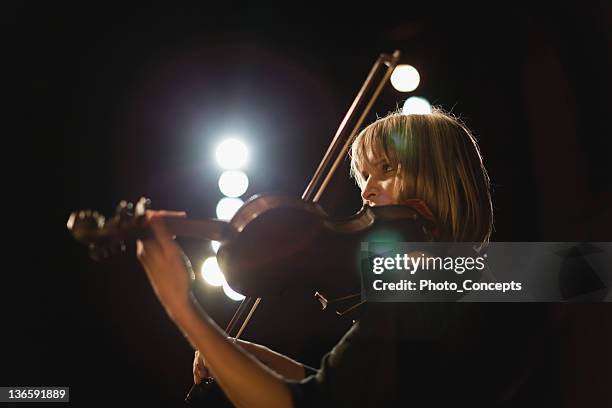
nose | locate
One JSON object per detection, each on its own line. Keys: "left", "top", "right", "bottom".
{"left": 361, "top": 177, "right": 378, "bottom": 205}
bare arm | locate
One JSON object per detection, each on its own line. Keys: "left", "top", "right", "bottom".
{"left": 194, "top": 340, "right": 307, "bottom": 384}
{"left": 231, "top": 340, "right": 307, "bottom": 381}
{"left": 171, "top": 299, "right": 294, "bottom": 408}
{"left": 136, "top": 210, "right": 294, "bottom": 408}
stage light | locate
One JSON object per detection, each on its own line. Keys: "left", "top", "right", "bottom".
{"left": 390, "top": 65, "right": 420, "bottom": 92}
{"left": 216, "top": 197, "right": 244, "bottom": 220}
{"left": 201, "top": 256, "right": 225, "bottom": 286}
{"left": 218, "top": 170, "right": 249, "bottom": 198}
{"left": 215, "top": 138, "right": 248, "bottom": 170}
{"left": 402, "top": 96, "right": 432, "bottom": 114}
{"left": 222, "top": 281, "right": 246, "bottom": 301}
{"left": 211, "top": 240, "right": 220, "bottom": 253}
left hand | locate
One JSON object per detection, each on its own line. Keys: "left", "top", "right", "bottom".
{"left": 136, "top": 209, "right": 192, "bottom": 312}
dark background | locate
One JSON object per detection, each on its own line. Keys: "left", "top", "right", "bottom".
{"left": 5, "top": 2, "right": 612, "bottom": 407}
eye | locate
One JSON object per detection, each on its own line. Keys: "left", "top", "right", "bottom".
{"left": 382, "top": 163, "right": 394, "bottom": 173}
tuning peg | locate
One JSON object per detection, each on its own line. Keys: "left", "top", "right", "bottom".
{"left": 135, "top": 197, "right": 151, "bottom": 216}
{"left": 113, "top": 198, "right": 150, "bottom": 223}
{"left": 115, "top": 200, "right": 133, "bottom": 214}
{"left": 67, "top": 210, "right": 106, "bottom": 243}
{"left": 115, "top": 200, "right": 135, "bottom": 223}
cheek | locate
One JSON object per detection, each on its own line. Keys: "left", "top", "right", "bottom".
{"left": 392, "top": 176, "right": 411, "bottom": 202}
{"left": 380, "top": 179, "right": 400, "bottom": 199}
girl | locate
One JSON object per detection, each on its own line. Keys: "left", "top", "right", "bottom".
{"left": 137, "top": 109, "right": 555, "bottom": 407}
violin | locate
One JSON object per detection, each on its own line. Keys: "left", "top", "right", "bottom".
{"left": 67, "top": 50, "right": 436, "bottom": 405}
{"left": 67, "top": 193, "right": 435, "bottom": 297}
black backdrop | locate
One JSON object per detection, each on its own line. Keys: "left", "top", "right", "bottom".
{"left": 5, "top": 2, "right": 611, "bottom": 406}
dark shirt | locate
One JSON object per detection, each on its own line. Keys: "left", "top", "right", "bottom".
{"left": 287, "top": 302, "right": 560, "bottom": 407}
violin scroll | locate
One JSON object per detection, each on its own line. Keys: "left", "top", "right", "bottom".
{"left": 67, "top": 197, "right": 151, "bottom": 261}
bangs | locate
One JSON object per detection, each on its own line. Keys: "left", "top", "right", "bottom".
{"left": 350, "top": 118, "right": 406, "bottom": 189}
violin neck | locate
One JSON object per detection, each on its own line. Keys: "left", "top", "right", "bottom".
{"left": 164, "top": 218, "right": 233, "bottom": 242}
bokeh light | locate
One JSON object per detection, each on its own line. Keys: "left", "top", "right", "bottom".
{"left": 215, "top": 139, "right": 248, "bottom": 170}
{"left": 218, "top": 170, "right": 249, "bottom": 197}
{"left": 222, "top": 281, "right": 246, "bottom": 301}
{"left": 211, "top": 240, "right": 221, "bottom": 253}
{"left": 390, "top": 65, "right": 420, "bottom": 92}
{"left": 201, "top": 256, "right": 226, "bottom": 286}
{"left": 402, "top": 96, "right": 432, "bottom": 114}
{"left": 216, "top": 197, "right": 244, "bottom": 220}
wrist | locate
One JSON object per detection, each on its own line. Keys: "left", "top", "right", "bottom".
{"left": 162, "top": 293, "right": 200, "bottom": 324}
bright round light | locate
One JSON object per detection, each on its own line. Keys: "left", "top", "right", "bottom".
{"left": 215, "top": 139, "right": 248, "bottom": 170}
{"left": 402, "top": 96, "right": 432, "bottom": 115}
{"left": 201, "top": 256, "right": 226, "bottom": 287}
{"left": 390, "top": 65, "right": 420, "bottom": 92}
{"left": 216, "top": 197, "right": 244, "bottom": 220}
{"left": 218, "top": 170, "right": 249, "bottom": 198}
{"left": 211, "top": 240, "right": 221, "bottom": 253}
{"left": 222, "top": 281, "right": 246, "bottom": 301}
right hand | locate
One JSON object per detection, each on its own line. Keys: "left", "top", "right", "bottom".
{"left": 193, "top": 340, "right": 248, "bottom": 384}
{"left": 193, "top": 349, "right": 210, "bottom": 384}
{"left": 193, "top": 340, "right": 249, "bottom": 383}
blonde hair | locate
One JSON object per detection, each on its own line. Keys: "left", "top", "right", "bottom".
{"left": 349, "top": 108, "right": 494, "bottom": 247}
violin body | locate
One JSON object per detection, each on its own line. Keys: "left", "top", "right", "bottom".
{"left": 217, "top": 193, "right": 436, "bottom": 298}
